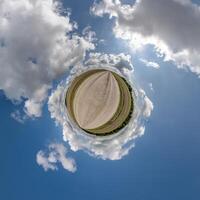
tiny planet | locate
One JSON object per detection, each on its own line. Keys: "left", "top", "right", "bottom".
{"left": 65, "top": 69, "right": 134, "bottom": 136}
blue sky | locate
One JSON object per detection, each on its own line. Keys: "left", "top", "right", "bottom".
{"left": 0, "top": 0, "right": 200, "bottom": 200}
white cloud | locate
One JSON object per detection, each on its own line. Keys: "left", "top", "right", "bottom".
{"left": 139, "top": 89, "right": 154, "bottom": 118}
{"left": 0, "top": 0, "right": 94, "bottom": 118}
{"left": 11, "top": 110, "right": 28, "bottom": 124}
{"left": 37, "top": 151, "right": 57, "bottom": 171}
{"left": 92, "top": 0, "right": 200, "bottom": 76}
{"left": 140, "top": 59, "right": 160, "bottom": 69}
{"left": 48, "top": 53, "right": 153, "bottom": 160}
{"left": 149, "top": 83, "right": 154, "bottom": 91}
{"left": 36, "top": 143, "right": 77, "bottom": 173}
{"left": 85, "top": 52, "right": 133, "bottom": 71}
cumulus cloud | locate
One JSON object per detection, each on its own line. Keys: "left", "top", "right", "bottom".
{"left": 48, "top": 53, "right": 153, "bottom": 160}
{"left": 36, "top": 143, "right": 77, "bottom": 172}
{"left": 92, "top": 0, "right": 200, "bottom": 76}
{"left": 140, "top": 59, "right": 160, "bottom": 69}
{"left": 0, "top": 0, "right": 94, "bottom": 118}
{"left": 85, "top": 52, "right": 133, "bottom": 70}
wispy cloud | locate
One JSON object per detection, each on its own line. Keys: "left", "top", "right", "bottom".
{"left": 149, "top": 83, "right": 154, "bottom": 92}
{"left": 10, "top": 110, "right": 28, "bottom": 124}
{"left": 140, "top": 59, "right": 160, "bottom": 69}
{"left": 36, "top": 143, "right": 77, "bottom": 173}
